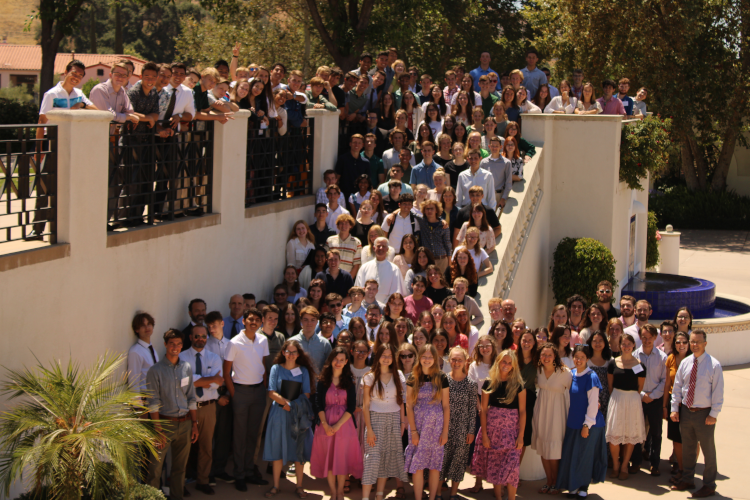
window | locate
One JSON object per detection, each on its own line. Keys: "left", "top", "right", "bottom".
{"left": 97, "top": 69, "right": 104, "bottom": 76}
{"left": 10, "top": 75, "right": 37, "bottom": 92}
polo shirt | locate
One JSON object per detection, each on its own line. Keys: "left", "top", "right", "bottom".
{"left": 469, "top": 66, "right": 502, "bottom": 91}
{"left": 479, "top": 93, "right": 499, "bottom": 119}
{"left": 39, "top": 81, "right": 93, "bottom": 116}
{"left": 290, "top": 331, "right": 333, "bottom": 373}
{"left": 314, "top": 268, "right": 354, "bottom": 298}
{"left": 325, "top": 234, "right": 362, "bottom": 272}
{"left": 410, "top": 160, "right": 439, "bottom": 188}
{"left": 617, "top": 94, "right": 635, "bottom": 116}
{"left": 520, "top": 67, "right": 548, "bottom": 100}
{"left": 597, "top": 96, "right": 626, "bottom": 116}
{"left": 224, "top": 330, "right": 269, "bottom": 385}
{"left": 361, "top": 152, "right": 385, "bottom": 186}
{"left": 309, "top": 222, "right": 337, "bottom": 248}
{"left": 348, "top": 88, "right": 369, "bottom": 114}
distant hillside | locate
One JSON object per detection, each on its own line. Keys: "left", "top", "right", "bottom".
{"left": 1, "top": 0, "right": 39, "bottom": 45}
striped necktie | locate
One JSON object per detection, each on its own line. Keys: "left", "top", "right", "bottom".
{"left": 685, "top": 357, "right": 698, "bottom": 407}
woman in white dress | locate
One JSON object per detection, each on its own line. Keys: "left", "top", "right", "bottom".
{"left": 286, "top": 220, "right": 316, "bottom": 270}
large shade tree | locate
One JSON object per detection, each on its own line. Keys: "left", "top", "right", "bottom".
{"left": 526, "top": 0, "right": 750, "bottom": 191}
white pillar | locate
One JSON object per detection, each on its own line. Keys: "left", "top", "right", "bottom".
{"left": 307, "top": 109, "right": 339, "bottom": 194}
{"left": 520, "top": 448, "right": 546, "bottom": 481}
{"left": 212, "top": 110, "right": 250, "bottom": 217}
{"left": 659, "top": 224, "right": 681, "bottom": 275}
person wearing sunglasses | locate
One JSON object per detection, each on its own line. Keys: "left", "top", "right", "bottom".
{"left": 596, "top": 280, "right": 620, "bottom": 320}
{"left": 663, "top": 331, "right": 690, "bottom": 479}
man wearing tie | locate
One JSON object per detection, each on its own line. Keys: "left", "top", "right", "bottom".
{"left": 223, "top": 294, "right": 246, "bottom": 339}
{"left": 127, "top": 311, "right": 159, "bottom": 395}
{"left": 182, "top": 298, "right": 206, "bottom": 351}
{"left": 180, "top": 325, "right": 225, "bottom": 495}
{"left": 670, "top": 329, "right": 724, "bottom": 498}
{"left": 365, "top": 304, "right": 382, "bottom": 342}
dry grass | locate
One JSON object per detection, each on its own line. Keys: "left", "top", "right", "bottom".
{"left": 0, "top": 0, "right": 40, "bottom": 45}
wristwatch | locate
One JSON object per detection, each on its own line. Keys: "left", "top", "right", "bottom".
{"left": 582, "top": 424, "right": 589, "bottom": 430}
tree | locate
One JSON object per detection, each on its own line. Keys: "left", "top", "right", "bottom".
{"left": 525, "top": 0, "right": 750, "bottom": 191}
{"left": 0, "top": 353, "right": 158, "bottom": 500}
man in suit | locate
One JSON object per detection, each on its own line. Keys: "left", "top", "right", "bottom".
{"left": 364, "top": 111, "right": 389, "bottom": 157}
{"left": 182, "top": 298, "right": 206, "bottom": 351}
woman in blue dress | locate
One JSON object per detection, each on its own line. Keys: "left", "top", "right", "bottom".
{"left": 555, "top": 344, "right": 607, "bottom": 498}
{"left": 263, "top": 339, "right": 317, "bottom": 498}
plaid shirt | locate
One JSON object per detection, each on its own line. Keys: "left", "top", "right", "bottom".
{"left": 127, "top": 81, "right": 160, "bottom": 135}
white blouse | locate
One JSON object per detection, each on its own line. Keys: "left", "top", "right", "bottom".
{"left": 576, "top": 101, "right": 603, "bottom": 114}
{"left": 468, "top": 361, "right": 491, "bottom": 396}
{"left": 456, "top": 222, "right": 496, "bottom": 253}
{"left": 363, "top": 370, "right": 406, "bottom": 413}
{"left": 519, "top": 101, "right": 542, "bottom": 114}
{"left": 544, "top": 96, "right": 578, "bottom": 114}
{"left": 286, "top": 238, "right": 315, "bottom": 269}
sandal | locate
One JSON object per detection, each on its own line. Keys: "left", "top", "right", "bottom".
{"left": 538, "top": 485, "right": 550, "bottom": 494}
{"left": 395, "top": 487, "right": 406, "bottom": 499}
{"left": 264, "top": 487, "right": 279, "bottom": 498}
{"left": 468, "top": 484, "right": 484, "bottom": 494}
{"left": 548, "top": 488, "right": 562, "bottom": 495}
{"left": 343, "top": 479, "right": 351, "bottom": 493}
{"left": 295, "top": 488, "right": 308, "bottom": 499}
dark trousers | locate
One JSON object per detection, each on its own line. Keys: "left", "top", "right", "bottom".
{"left": 211, "top": 397, "right": 233, "bottom": 476}
{"left": 632, "top": 396, "right": 663, "bottom": 468}
{"left": 680, "top": 405, "right": 717, "bottom": 490}
{"left": 232, "top": 384, "right": 266, "bottom": 480}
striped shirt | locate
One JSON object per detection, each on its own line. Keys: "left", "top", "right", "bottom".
{"left": 325, "top": 234, "right": 362, "bottom": 272}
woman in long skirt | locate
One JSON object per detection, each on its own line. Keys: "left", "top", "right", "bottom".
{"left": 362, "top": 343, "right": 409, "bottom": 500}
{"left": 404, "top": 343, "right": 451, "bottom": 500}
{"left": 555, "top": 345, "right": 608, "bottom": 497}
{"left": 472, "top": 349, "right": 526, "bottom": 500}
{"left": 441, "top": 346, "right": 477, "bottom": 500}
{"left": 467, "top": 335, "right": 497, "bottom": 493}
{"left": 532, "top": 342, "right": 572, "bottom": 494}
{"left": 310, "top": 347, "right": 364, "bottom": 500}
{"left": 606, "top": 333, "right": 646, "bottom": 480}
{"left": 517, "top": 330, "right": 538, "bottom": 463}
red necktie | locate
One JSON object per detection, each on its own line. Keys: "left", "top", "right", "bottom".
{"left": 685, "top": 357, "right": 698, "bottom": 407}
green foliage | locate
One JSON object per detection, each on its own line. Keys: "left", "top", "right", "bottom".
{"left": 552, "top": 237, "right": 618, "bottom": 306}
{"left": 0, "top": 99, "right": 39, "bottom": 126}
{"left": 14, "top": 483, "right": 165, "bottom": 500}
{"left": 0, "top": 86, "right": 35, "bottom": 104}
{"left": 649, "top": 185, "right": 750, "bottom": 230}
{"left": 0, "top": 353, "right": 159, "bottom": 500}
{"left": 619, "top": 116, "right": 678, "bottom": 190}
{"left": 81, "top": 78, "right": 99, "bottom": 99}
{"left": 646, "top": 211, "right": 660, "bottom": 270}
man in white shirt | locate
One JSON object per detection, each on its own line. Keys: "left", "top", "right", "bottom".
{"left": 180, "top": 326, "right": 225, "bottom": 495}
{"left": 325, "top": 184, "right": 350, "bottom": 233}
{"left": 381, "top": 193, "right": 417, "bottom": 249}
{"left": 127, "top": 311, "right": 159, "bottom": 394}
{"left": 624, "top": 299, "right": 663, "bottom": 349}
{"left": 354, "top": 237, "right": 406, "bottom": 302}
{"left": 456, "top": 149, "right": 496, "bottom": 208}
{"left": 520, "top": 49, "right": 548, "bottom": 100}
{"left": 159, "top": 62, "right": 196, "bottom": 127}
{"left": 223, "top": 308, "right": 270, "bottom": 491}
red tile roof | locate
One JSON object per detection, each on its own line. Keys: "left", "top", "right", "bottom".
{"left": 0, "top": 44, "right": 147, "bottom": 75}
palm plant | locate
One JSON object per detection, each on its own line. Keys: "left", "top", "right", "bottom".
{"left": 0, "top": 352, "right": 159, "bottom": 500}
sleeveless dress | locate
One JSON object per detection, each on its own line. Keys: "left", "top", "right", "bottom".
{"left": 531, "top": 367, "right": 572, "bottom": 460}
{"left": 310, "top": 384, "right": 364, "bottom": 478}
{"left": 440, "top": 374, "right": 477, "bottom": 482}
{"left": 404, "top": 373, "right": 449, "bottom": 472}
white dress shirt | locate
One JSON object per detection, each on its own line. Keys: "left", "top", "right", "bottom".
{"left": 225, "top": 331, "right": 269, "bottom": 385}
{"left": 634, "top": 346, "right": 667, "bottom": 399}
{"left": 381, "top": 211, "right": 415, "bottom": 249}
{"left": 179, "top": 347, "right": 223, "bottom": 402}
{"left": 670, "top": 352, "right": 724, "bottom": 418}
{"left": 456, "top": 167, "right": 496, "bottom": 209}
{"left": 127, "top": 339, "right": 159, "bottom": 393}
{"left": 158, "top": 83, "right": 196, "bottom": 121}
{"left": 326, "top": 204, "right": 350, "bottom": 233}
{"left": 355, "top": 259, "right": 406, "bottom": 303}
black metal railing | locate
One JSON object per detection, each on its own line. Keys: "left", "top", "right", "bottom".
{"left": 108, "top": 121, "right": 214, "bottom": 228}
{"left": 245, "top": 118, "right": 314, "bottom": 206}
{"left": 0, "top": 124, "right": 57, "bottom": 245}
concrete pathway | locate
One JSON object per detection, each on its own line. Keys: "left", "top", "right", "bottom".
{"left": 192, "top": 230, "right": 748, "bottom": 500}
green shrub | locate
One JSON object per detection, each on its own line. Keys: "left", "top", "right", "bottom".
{"left": 649, "top": 185, "right": 750, "bottom": 230}
{"left": 82, "top": 78, "right": 100, "bottom": 98}
{"left": 0, "top": 85, "right": 34, "bottom": 103}
{"left": 0, "top": 97, "right": 39, "bottom": 126}
{"left": 552, "top": 237, "right": 618, "bottom": 305}
{"left": 620, "top": 116, "right": 678, "bottom": 190}
{"left": 14, "top": 482, "right": 165, "bottom": 500}
{"left": 646, "top": 211, "right": 660, "bottom": 269}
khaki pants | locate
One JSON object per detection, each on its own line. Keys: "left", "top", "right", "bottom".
{"left": 495, "top": 192, "right": 504, "bottom": 212}
{"left": 435, "top": 256, "right": 449, "bottom": 275}
{"left": 146, "top": 418, "right": 192, "bottom": 500}
{"left": 195, "top": 402, "right": 217, "bottom": 485}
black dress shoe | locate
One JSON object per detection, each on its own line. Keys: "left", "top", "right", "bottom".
{"left": 247, "top": 476, "right": 269, "bottom": 485}
{"left": 214, "top": 472, "right": 234, "bottom": 483}
{"left": 195, "top": 484, "right": 215, "bottom": 495}
{"left": 691, "top": 486, "right": 716, "bottom": 498}
{"left": 208, "top": 476, "right": 216, "bottom": 486}
{"left": 235, "top": 479, "right": 247, "bottom": 492}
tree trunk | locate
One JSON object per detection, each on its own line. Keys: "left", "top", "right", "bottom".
{"left": 40, "top": 18, "right": 57, "bottom": 96}
{"left": 687, "top": 136, "right": 708, "bottom": 190}
{"left": 303, "top": 11, "right": 311, "bottom": 79}
{"left": 90, "top": 9, "right": 97, "bottom": 54}
{"left": 711, "top": 126, "right": 738, "bottom": 191}
{"left": 115, "top": 3, "right": 123, "bottom": 54}
{"left": 680, "top": 136, "right": 701, "bottom": 192}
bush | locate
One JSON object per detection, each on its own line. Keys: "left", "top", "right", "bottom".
{"left": 0, "top": 85, "right": 34, "bottom": 103}
{"left": 552, "top": 237, "right": 618, "bottom": 305}
{"left": 82, "top": 78, "right": 100, "bottom": 98}
{"left": 0, "top": 97, "right": 39, "bottom": 126}
{"left": 649, "top": 185, "right": 750, "bottom": 230}
{"left": 15, "top": 482, "right": 165, "bottom": 500}
{"left": 646, "top": 211, "right": 660, "bottom": 269}
{"left": 620, "top": 116, "right": 678, "bottom": 190}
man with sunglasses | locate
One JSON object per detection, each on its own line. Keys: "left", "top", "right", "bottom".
{"left": 596, "top": 280, "right": 619, "bottom": 320}
{"left": 180, "top": 325, "right": 224, "bottom": 495}
{"left": 272, "top": 285, "right": 291, "bottom": 311}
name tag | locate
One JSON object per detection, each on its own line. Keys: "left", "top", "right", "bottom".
{"left": 181, "top": 377, "right": 189, "bottom": 387}
{"left": 291, "top": 367, "right": 303, "bottom": 377}
{"left": 632, "top": 364, "right": 644, "bottom": 374}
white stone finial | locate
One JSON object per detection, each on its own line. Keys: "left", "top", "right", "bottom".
{"left": 666, "top": 224, "right": 673, "bottom": 232}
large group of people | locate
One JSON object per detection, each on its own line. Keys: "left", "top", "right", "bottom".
{"left": 80, "top": 44, "right": 721, "bottom": 500}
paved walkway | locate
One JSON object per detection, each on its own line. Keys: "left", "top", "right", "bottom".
{"left": 191, "top": 230, "right": 748, "bottom": 500}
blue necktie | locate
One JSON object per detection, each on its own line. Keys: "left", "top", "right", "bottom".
{"left": 195, "top": 353, "right": 204, "bottom": 398}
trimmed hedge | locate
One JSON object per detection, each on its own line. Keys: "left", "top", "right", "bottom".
{"left": 646, "top": 211, "right": 660, "bottom": 269}
{"left": 649, "top": 185, "right": 750, "bottom": 230}
{"left": 552, "top": 237, "right": 618, "bottom": 306}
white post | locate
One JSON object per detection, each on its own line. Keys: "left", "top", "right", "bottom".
{"left": 212, "top": 110, "right": 250, "bottom": 217}
{"left": 307, "top": 109, "right": 339, "bottom": 194}
{"left": 659, "top": 224, "right": 681, "bottom": 275}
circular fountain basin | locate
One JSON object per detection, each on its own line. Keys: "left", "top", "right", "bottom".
{"left": 622, "top": 272, "right": 716, "bottom": 319}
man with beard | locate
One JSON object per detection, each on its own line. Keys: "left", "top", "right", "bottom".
{"left": 619, "top": 295, "right": 637, "bottom": 328}
{"left": 596, "top": 281, "right": 619, "bottom": 320}
{"left": 566, "top": 294, "right": 588, "bottom": 333}
{"left": 180, "top": 325, "right": 224, "bottom": 495}
{"left": 183, "top": 298, "right": 207, "bottom": 351}
{"left": 624, "top": 299, "right": 663, "bottom": 349}
{"left": 365, "top": 304, "right": 383, "bottom": 342}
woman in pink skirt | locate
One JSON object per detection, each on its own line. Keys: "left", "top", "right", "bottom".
{"left": 311, "top": 347, "right": 364, "bottom": 500}
{"left": 472, "top": 349, "right": 526, "bottom": 500}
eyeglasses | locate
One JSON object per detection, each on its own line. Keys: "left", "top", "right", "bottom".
{"left": 112, "top": 71, "right": 129, "bottom": 78}
{"left": 354, "top": 350, "right": 369, "bottom": 355}
{"left": 689, "top": 340, "right": 705, "bottom": 345}
{"left": 329, "top": 303, "right": 342, "bottom": 308}
{"left": 284, "top": 350, "right": 299, "bottom": 355}
{"left": 400, "top": 353, "right": 415, "bottom": 359}
{"left": 193, "top": 335, "right": 208, "bottom": 339}
{"left": 275, "top": 292, "right": 287, "bottom": 296}
{"left": 675, "top": 341, "right": 688, "bottom": 345}
{"left": 478, "top": 344, "right": 493, "bottom": 350}
{"left": 598, "top": 289, "right": 611, "bottom": 293}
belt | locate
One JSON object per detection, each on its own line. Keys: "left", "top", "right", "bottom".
{"left": 197, "top": 399, "right": 217, "bottom": 408}
{"left": 158, "top": 414, "right": 190, "bottom": 422}
{"left": 682, "top": 404, "right": 710, "bottom": 412}
{"left": 234, "top": 382, "right": 264, "bottom": 387}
